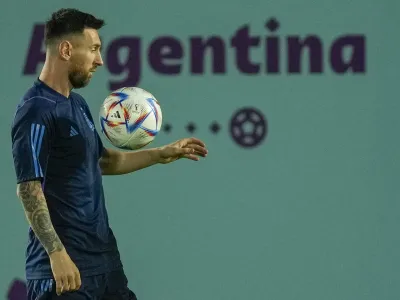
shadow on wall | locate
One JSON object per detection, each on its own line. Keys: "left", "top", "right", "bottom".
{"left": 7, "top": 279, "right": 27, "bottom": 300}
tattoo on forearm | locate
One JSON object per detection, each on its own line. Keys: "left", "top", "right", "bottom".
{"left": 17, "top": 181, "right": 64, "bottom": 254}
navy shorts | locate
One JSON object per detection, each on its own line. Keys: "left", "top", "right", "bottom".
{"left": 27, "top": 269, "right": 137, "bottom": 300}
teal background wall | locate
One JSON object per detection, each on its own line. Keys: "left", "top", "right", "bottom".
{"left": 1, "top": 0, "right": 400, "bottom": 299}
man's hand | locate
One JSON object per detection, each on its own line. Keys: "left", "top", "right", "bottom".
{"left": 49, "top": 249, "right": 81, "bottom": 295}
{"left": 157, "top": 137, "right": 208, "bottom": 164}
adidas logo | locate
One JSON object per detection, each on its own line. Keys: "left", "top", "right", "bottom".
{"left": 70, "top": 126, "right": 79, "bottom": 137}
{"left": 111, "top": 111, "right": 121, "bottom": 119}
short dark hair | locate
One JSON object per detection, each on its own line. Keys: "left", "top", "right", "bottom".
{"left": 44, "top": 8, "right": 105, "bottom": 46}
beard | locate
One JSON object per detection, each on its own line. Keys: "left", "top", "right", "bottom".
{"left": 68, "top": 64, "right": 92, "bottom": 89}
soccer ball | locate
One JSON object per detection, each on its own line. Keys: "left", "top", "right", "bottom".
{"left": 99, "top": 87, "right": 163, "bottom": 150}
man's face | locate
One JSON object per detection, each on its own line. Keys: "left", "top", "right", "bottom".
{"left": 68, "top": 28, "right": 103, "bottom": 88}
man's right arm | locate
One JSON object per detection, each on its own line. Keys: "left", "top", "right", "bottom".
{"left": 16, "top": 180, "right": 82, "bottom": 294}
{"left": 12, "top": 99, "right": 81, "bottom": 295}
{"left": 16, "top": 180, "right": 64, "bottom": 254}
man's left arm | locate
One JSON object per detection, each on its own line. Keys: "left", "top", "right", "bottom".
{"left": 99, "top": 137, "right": 208, "bottom": 175}
{"left": 100, "top": 147, "right": 160, "bottom": 175}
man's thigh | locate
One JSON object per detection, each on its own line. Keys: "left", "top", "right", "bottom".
{"left": 27, "top": 274, "right": 107, "bottom": 300}
{"left": 102, "top": 269, "right": 137, "bottom": 300}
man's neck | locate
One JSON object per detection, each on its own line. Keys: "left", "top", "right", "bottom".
{"left": 39, "top": 60, "right": 72, "bottom": 98}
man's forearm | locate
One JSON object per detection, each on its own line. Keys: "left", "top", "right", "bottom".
{"left": 100, "top": 147, "right": 160, "bottom": 175}
{"left": 17, "top": 181, "right": 64, "bottom": 254}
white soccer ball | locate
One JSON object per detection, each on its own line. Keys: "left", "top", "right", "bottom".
{"left": 99, "top": 87, "right": 163, "bottom": 150}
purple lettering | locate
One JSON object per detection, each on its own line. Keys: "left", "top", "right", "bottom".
{"left": 148, "top": 37, "right": 182, "bottom": 74}
{"left": 190, "top": 37, "right": 226, "bottom": 74}
{"left": 287, "top": 36, "right": 323, "bottom": 73}
{"left": 23, "top": 23, "right": 46, "bottom": 75}
{"left": 266, "top": 37, "right": 280, "bottom": 73}
{"left": 231, "top": 25, "right": 260, "bottom": 74}
{"left": 106, "top": 37, "right": 141, "bottom": 90}
{"left": 21, "top": 20, "right": 367, "bottom": 87}
{"left": 330, "top": 35, "right": 366, "bottom": 73}
{"left": 265, "top": 19, "right": 280, "bottom": 74}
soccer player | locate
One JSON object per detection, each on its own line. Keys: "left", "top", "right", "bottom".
{"left": 11, "top": 8, "right": 208, "bottom": 300}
